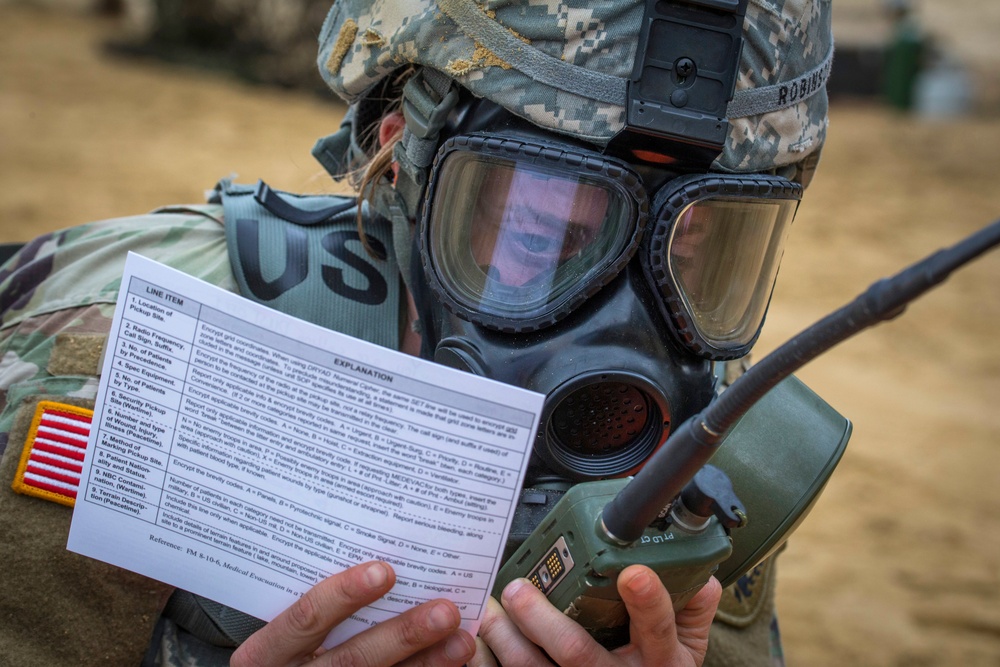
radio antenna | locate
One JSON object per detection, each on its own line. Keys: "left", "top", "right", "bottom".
{"left": 601, "top": 219, "right": 1000, "bottom": 544}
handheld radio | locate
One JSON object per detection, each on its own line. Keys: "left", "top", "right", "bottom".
{"left": 493, "top": 219, "right": 1000, "bottom": 647}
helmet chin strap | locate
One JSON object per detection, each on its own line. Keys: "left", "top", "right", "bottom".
{"left": 393, "top": 68, "right": 459, "bottom": 215}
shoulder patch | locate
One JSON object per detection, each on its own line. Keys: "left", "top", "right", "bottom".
{"left": 12, "top": 401, "right": 93, "bottom": 507}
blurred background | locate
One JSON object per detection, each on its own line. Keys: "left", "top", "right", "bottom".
{"left": 1, "top": 0, "right": 998, "bottom": 664}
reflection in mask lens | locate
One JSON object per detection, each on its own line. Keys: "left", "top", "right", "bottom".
{"left": 428, "top": 152, "right": 637, "bottom": 324}
{"left": 668, "top": 198, "right": 796, "bottom": 347}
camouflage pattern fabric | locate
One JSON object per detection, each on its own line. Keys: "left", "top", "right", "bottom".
{"left": 316, "top": 0, "right": 832, "bottom": 173}
{"left": 725, "top": 0, "right": 832, "bottom": 174}
{"left": 0, "top": 204, "right": 235, "bottom": 454}
{"left": 0, "top": 206, "right": 236, "bottom": 667}
{"left": 706, "top": 557, "right": 785, "bottom": 667}
{"left": 145, "top": 618, "right": 242, "bottom": 666}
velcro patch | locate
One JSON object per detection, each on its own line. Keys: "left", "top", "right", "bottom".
{"left": 11, "top": 401, "right": 93, "bottom": 507}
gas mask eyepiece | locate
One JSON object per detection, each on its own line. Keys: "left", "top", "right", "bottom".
{"left": 424, "top": 135, "right": 648, "bottom": 332}
{"left": 645, "top": 175, "right": 802, "bottom": 359}
{"left": 422, "top": 135, "right": 802, "bottom": 359}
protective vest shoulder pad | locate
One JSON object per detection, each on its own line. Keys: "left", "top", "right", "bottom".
{"left": 220, "top": 180, "right": 401, "bottom": 350}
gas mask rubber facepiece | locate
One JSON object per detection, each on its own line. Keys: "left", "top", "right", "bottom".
{"left": 414, "top": 120, "right": 803, "bottom": 485}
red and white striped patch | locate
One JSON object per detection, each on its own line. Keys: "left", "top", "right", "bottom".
{"left": 12, "top": 401, "right": 93, "bottom": 507}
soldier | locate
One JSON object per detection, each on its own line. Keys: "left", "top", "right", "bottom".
{"left": 0, "top": 0, "right": 832, "bottom": 665}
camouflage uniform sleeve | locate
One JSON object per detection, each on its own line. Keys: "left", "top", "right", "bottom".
{"left": 0, "top": 206, "right": 237, "bottom": 667}
{"left": 705, "top": 555, "right": 785, "bottom": 667}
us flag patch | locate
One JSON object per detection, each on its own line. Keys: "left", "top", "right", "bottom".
{"left": 12, "top": 401, "right": 94, "bottom": 507}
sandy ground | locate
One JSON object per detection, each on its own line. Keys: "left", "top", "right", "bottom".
{"left": 1, "top": 6, "right": 999, "bottom": 665}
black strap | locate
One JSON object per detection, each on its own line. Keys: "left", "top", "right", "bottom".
{"left": 161, "top": 590, "right": 266, "bottom": 648}
{"left": 254, "top": 181, "right": 355, "bottom": 225}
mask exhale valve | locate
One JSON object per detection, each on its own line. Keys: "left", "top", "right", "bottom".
{"left": 544, "top": 371, "right": 667, "bottom": 479}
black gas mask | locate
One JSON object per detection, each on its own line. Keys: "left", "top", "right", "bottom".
{"left": 411, "top": 119, "right": 803, "bottom": 485}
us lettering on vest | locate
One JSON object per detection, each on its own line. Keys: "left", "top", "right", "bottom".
{"left": 236, "top": 219, "right": 388, "bottom": 306}
{"left": 221, "top": 180, "right": 400, "bottom": 350}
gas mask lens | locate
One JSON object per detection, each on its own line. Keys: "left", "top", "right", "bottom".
{"left": 647, "top": 175, "right": 803, "bottom": 359}
{"left": 424, "top": 136, "right": 646, "bottom": 332}
{"left": 671, "top": 198, "right": 796, "bottom": 345}
{"left": 423, "top": 138, "right": 801, "bottom": 360}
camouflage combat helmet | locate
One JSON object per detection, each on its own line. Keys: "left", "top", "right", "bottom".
{"left": 316, "top": 0, "right": 833, "bottom": 178}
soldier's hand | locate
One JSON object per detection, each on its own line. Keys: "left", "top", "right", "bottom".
{"left": 231, "top": 561, "right": 475, "bottom": 667}
{"left": 470, "top": 565, "right": 721, "bottom": 667}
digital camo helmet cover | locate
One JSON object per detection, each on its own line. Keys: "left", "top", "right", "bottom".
{"left": 316, "top": 0, "right": 833, "bottom": 174}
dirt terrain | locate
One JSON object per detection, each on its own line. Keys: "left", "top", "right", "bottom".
{"left": 1, "top": 6, "right": 998, "bottom": 666}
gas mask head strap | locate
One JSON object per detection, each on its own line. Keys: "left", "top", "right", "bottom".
{"left": 380, "top": 68, "right": 458, "bottom": 297}
{"left": 314, "top": 67, "right": 458, "bottom": 303}
{"left": 393, "top": 68, "right": 459, "bottom": 218}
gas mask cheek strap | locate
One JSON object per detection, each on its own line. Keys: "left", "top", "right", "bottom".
{"left": 407, "top": 229, "right": 440, "bottom": 360}
{"left": 371, "top": 183, "right": 415, "bottom": 296}
{"left": 370, "top": 68, "right": 459, "bottom": 312}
